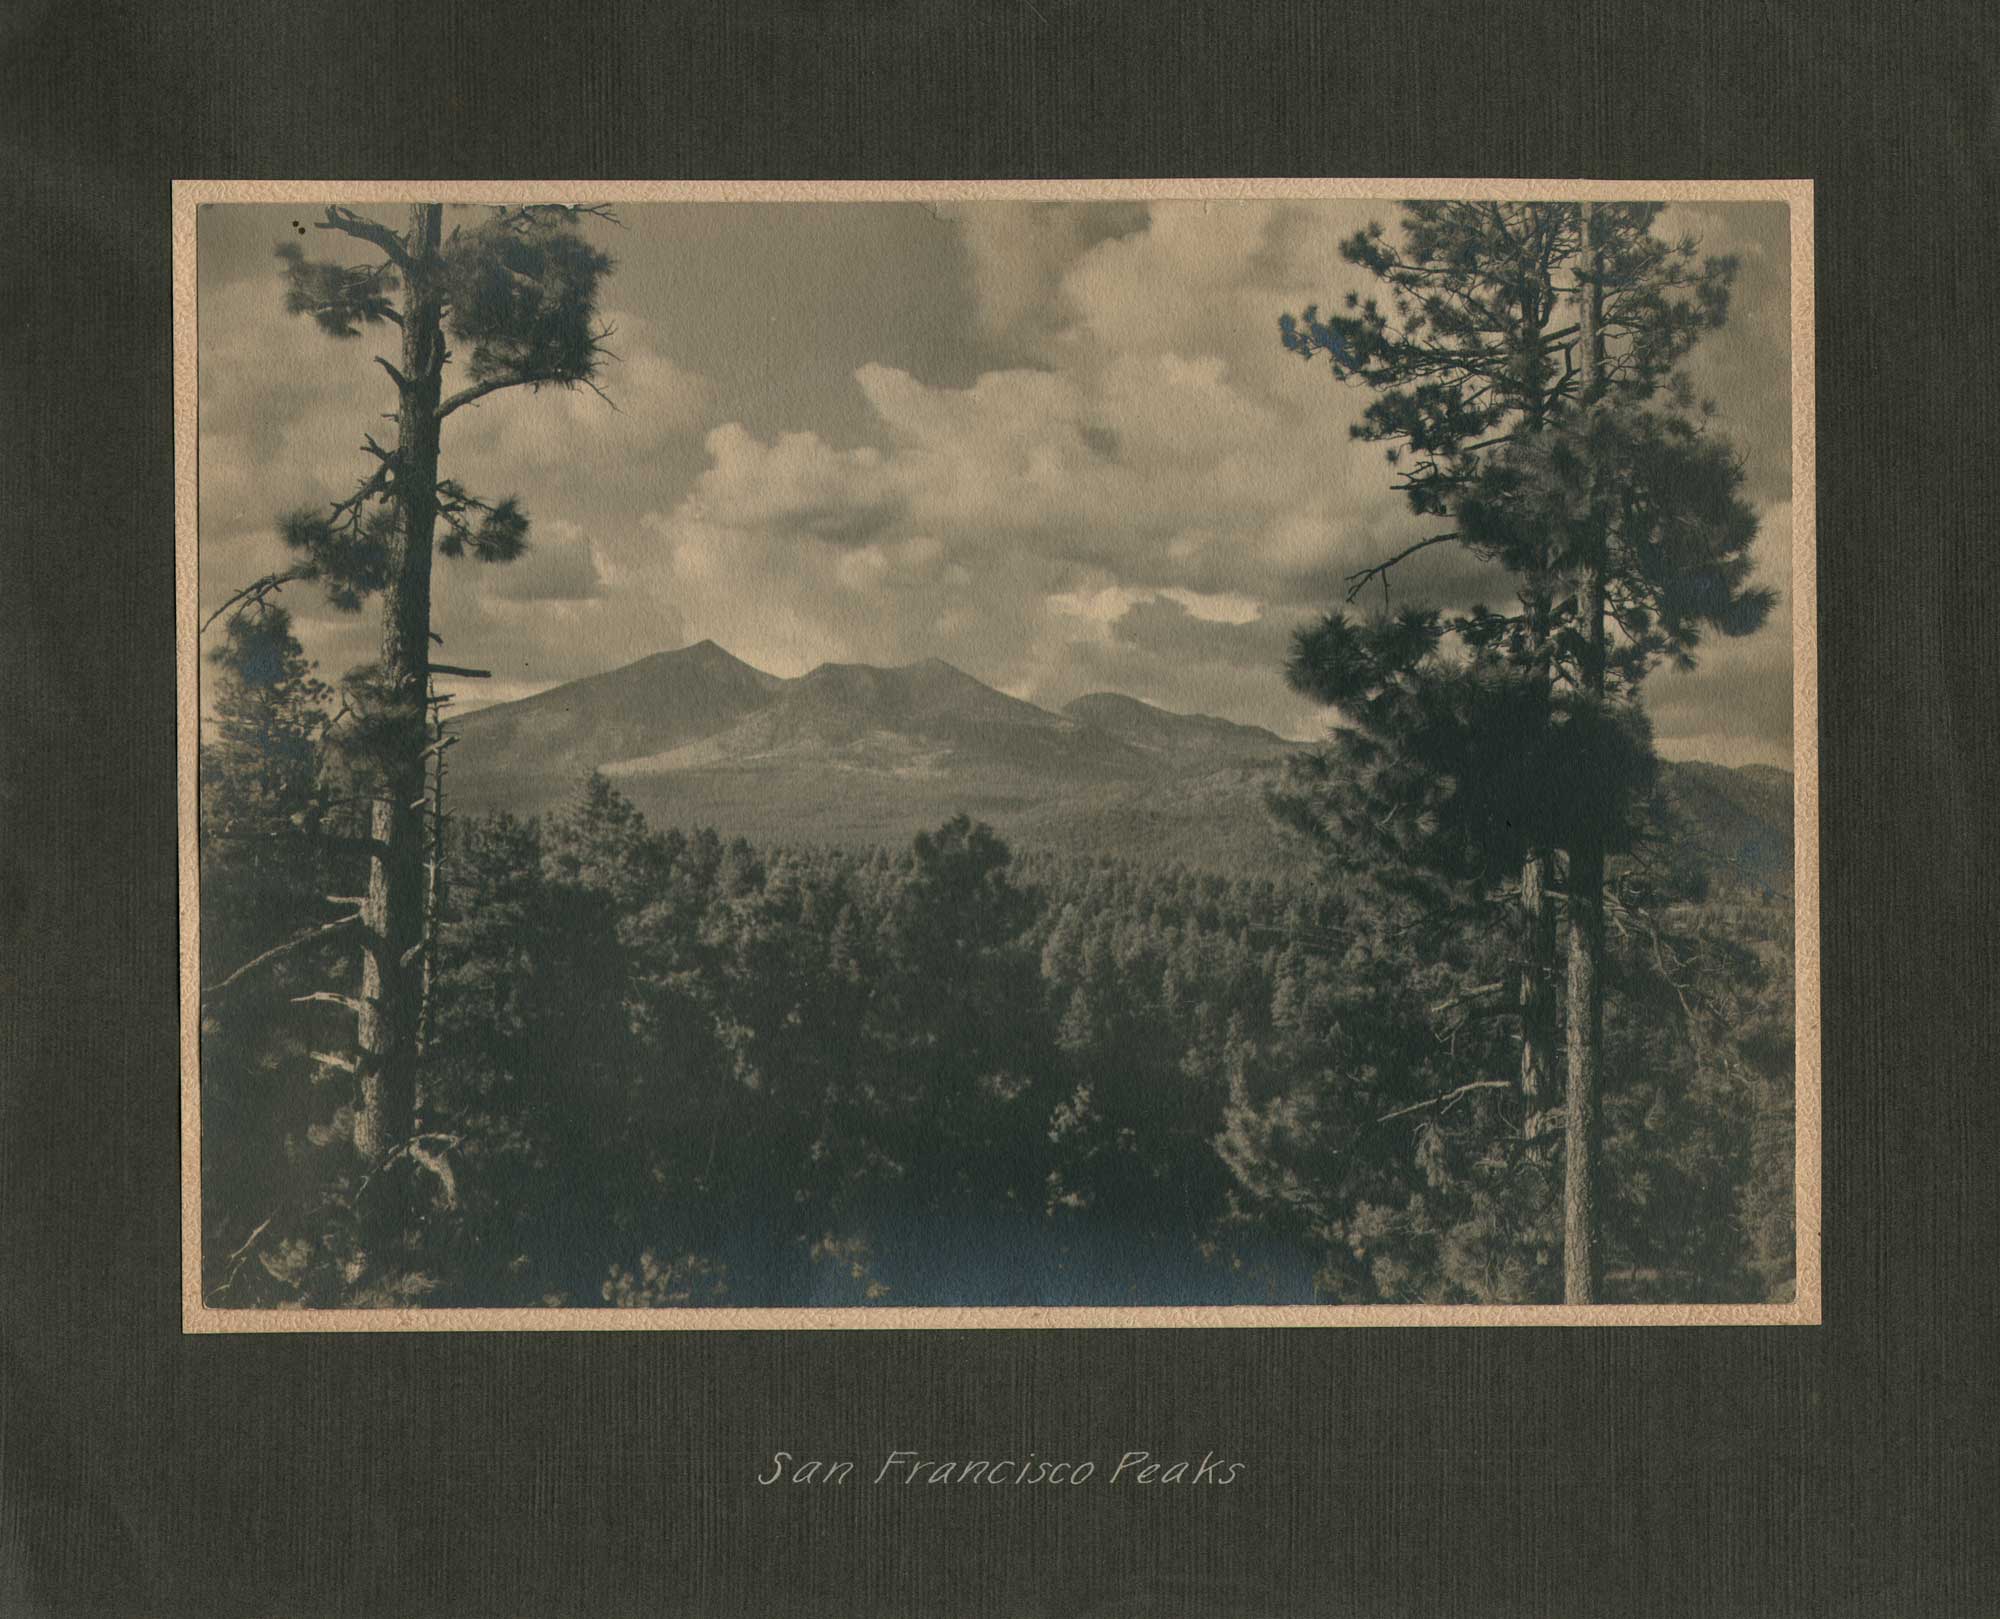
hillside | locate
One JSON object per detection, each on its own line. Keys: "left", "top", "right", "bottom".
{"left": 1060, "top": 692, "right": 1293, "bottom": 766}
{"left": 1658, "top": 760, "right": 1797, "bottom": 898}
{"left": 450, "top": 639, "right": 782, "bottom": 793}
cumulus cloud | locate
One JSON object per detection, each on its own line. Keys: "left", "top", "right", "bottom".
{"left": 197, "top": 198, "right": 1797, "bottom": 758}
{"left": 940, "top": 200, "right": 1149, "bottom": 355}
{"left": 687, "top": 424, "right": 903, "bottom": 543}
{"left": 442, "top": 306, "right": 713, "bottom": 487}
{"left": 1657, "top": 201, "right": 1794, "bottom": 506}
{"left": 196, "top": 272, "right": 709, "bottom": 623}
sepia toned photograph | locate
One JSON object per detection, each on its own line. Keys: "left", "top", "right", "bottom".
{"left": 178, "top": 181, "right": 1816, "bottom": 1328}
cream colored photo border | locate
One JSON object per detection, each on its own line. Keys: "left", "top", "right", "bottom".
{"left": 176, "top": 177, "right": 1819, "bottom": 1332}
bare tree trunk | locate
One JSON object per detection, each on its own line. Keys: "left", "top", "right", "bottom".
{"left": 1562, "top": 200, "right": 1608, "bottom": 1304}
{"left": 353, "top": 203, "right": 446, "bottom": 1167}
{"left": 1515, "top": 278, "right": 1562, "bottom": 1292}
{"left": 1563, "top": 831, "right": 1605, "bottom": 1302}
{"left": 416, "top": 689, "right": 451, "bottom": 1060}
{"left": 1519, "top": 847, "right": 1558, "bottom": 1130}
{"left": 1521, "top": 838, "right": 1561, "bottom": 1298}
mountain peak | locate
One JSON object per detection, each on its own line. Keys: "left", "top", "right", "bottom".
{"left": 450, "top": 636, "right": 785, "bottom": 777}
{"left": 672, "top": 637, "right": 747, "bottom": 665}
{"left": 641, "top": 640, "right": 785, "bottom": 688}
{"left": 904, "top": 655, "right": 975, "bottom": 679}
{"left": 1068, "top": 691, "right": 1156, "bottom": 716}
{"left": 802, "top": 654, "right": 968, "bottom": 679}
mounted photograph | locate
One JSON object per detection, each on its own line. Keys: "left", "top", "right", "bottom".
{"left": 178, "top": 181, "right": 1816, "bottom": 1327}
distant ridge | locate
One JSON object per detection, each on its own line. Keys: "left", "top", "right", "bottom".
{"left": 610, "top": 657, "right": 1154, "bottom": 782}
{"left": 1658, "top": 759, "right": 1797, "bottom": 898}
{"left": 447, "top": 642, "right": 1792, "bottom": 882}
{"left": 1062, "top": 691, "right": 1293, "bottom": 763}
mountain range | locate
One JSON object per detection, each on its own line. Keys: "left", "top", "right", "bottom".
{"left": 447, "top": 640, "right": 1793, "bottom": 888}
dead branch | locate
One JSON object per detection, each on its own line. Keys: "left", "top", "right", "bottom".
{"left": 408, "top": 1136, "right": 459, "bottom": 1209}
{"left": 201, "top": 912, "right": 361, "bottom": 1003}
{"left": 1377, "top": 1079, "right": 1512, "bottom": 1125}
{"left": 326, "top": 459, "right": 393, "bottom": 535}
{"left": 314, "top": 206, "right": 412, "bottom": 270}
{"left": 354, "top": 1131, "right": 465, "bottom": 1210}
{"left": 1344, "top": 533, "right": 1461, "bottom": 603}
{"left": 290, "top": 990, "right": 367, "bottom": 1015}
{"left": 203, "top": 1210, "right": 277, "bottom": 1306}
{"left": 1427, "top": 980, "right": 1510, "bottom": 1016}
{"left": 201, "top": 567, "right": 310, "bottom": 634}
{"left": 488, "top": 203, "right": 622, "bottom": 234}
{"left": 224, "top": 1213, "right": 274, "bottom": 1264}
{"left": 317, "top": 696, "right": 355, "bottom": 738}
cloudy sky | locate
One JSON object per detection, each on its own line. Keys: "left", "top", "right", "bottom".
{"left": 197, "top": 196, "right": 1795, "bottom": 765}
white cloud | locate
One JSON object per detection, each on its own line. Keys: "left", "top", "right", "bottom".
{"left": 443, "top": 309, "right": 712, "bottom": 477}
{"left": 940, "top": 199, "right": 1149, "bottom": 354}
{"left": 687, "top": 423, "right": 901, "bottom": 542}
{"left": 197, "top": 199, "right": 1796, "bottom": 754}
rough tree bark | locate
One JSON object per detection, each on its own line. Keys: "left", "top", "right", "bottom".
{"left": 1519, "top": 848, "right": 1559, "bottom": 1137}
{"left": 1513, "top": 251, "right": 1563, "bottom": 1184}
{"left": 1562, "top": 200, "right": 1608, "bottom": 1304}
{"left": 352, "top": 203, "right": 446, "bottom": 1167}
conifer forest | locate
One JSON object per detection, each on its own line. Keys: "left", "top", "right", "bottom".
{"left": 195, "top": 198, "right": 1800, "bottom": 1309}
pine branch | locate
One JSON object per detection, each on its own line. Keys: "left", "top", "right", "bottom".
{"left": 439, "top": 324, "right": 619, "bottom": 418}
{"left": 437, "top": 369, "right": 554, "bottom": 417}
{"left": 438, "top": 365, "right": 590, "bottom": 419}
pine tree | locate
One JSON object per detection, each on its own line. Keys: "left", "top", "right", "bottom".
{"left": 1280, "top": 201, "right": 1773, "bottom": 1300}
{"left": 197, "top": 607, "right": 343, "bottom": 1300}
{"left": 211, "top": 203, "right": 617, "bottom": 1169}
{"left": 199, "top": 606, "right": 334, "bottom": 972}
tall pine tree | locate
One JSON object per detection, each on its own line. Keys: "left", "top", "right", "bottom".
{"left": 1279, "top": 200, "right": 1773, "bottom": 1300}
{"left": 210, "top": 203, "right": 617, "bottom": 1168}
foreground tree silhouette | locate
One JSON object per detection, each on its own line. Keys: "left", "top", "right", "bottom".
{"left": 218, "top": 202, "right": 616, "bottom": 1169}
{"left": 1280, "top": 200, "right": 1773, "bottom": 1299}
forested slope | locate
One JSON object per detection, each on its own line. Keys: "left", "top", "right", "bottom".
{"left": 200, "top": 769, "right": 1796, "bottom": 1310}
